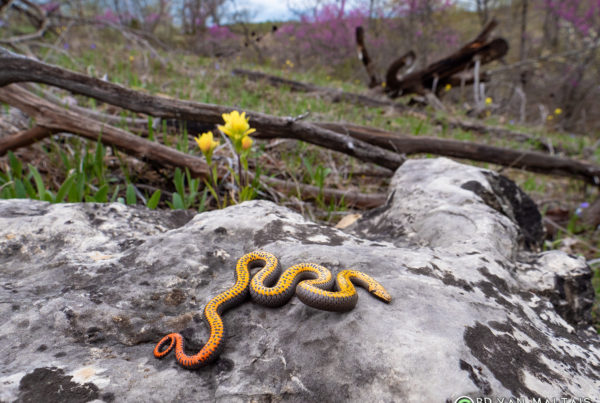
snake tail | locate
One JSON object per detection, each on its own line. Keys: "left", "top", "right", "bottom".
{"left": 153, "top": 251, "right": 273, "bottom": 369}
{"left": 296, "top": 269, "right": 392, "bottom": 312}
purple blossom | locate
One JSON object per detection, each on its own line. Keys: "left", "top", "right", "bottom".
{"left": 90, "top": 43, "right": 96, "bottom": 49}
{"left": 207, "top": 25, "right": 234, "bottom": 40}
{"left": 575, "top": 201, "right": 590, "bottom": 216}
{"left": 276, "top": 1, "right": 456, "bottom": 63}
{"left": 543, "top": 0, "right": 598, "bottom": 37}
{"left": 145, "top": 12, "right": 160, "bottom": 24}
{"left": 96, "top": 9, "right": 120, "bottom": 24}
{"left": 40, "top": 2, "right": 60, "bottom": 13}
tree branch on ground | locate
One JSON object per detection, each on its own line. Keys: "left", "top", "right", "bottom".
{"left": 232, "top": 68, "right": 561, "bottom": 153}
{"left": 356, "top": 19, "right": 508, "bottom": 98}
{"left": 0, "top": 0, "right": 50, "bottom": 44}
{"left": 0, "top": 85, "right": 384, "bottom": 209}
{"left": 0, "top": 48, "right": 404, "bottom": 171}
{"left": 1, "top": 48, "right": 599, "bottom": 186}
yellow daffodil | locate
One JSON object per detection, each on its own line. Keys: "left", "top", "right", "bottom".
{"left": 241, "top": 136, "right": 253, "bottom": 150}
{"left": 554, "top": 108, "right": 562, "bottom": 115}
{"left": 218, "top": 110, "right": 256, "bottom": 154}
{"left": 195, "top": 131, "right": 219, "bottom": 164}
{"left": 485, "top": 97, "right": 492, "bottom": 105}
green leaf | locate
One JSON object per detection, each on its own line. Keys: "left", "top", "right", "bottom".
{"left": 55, "top": 173, "right": 76, "bottom": 203}
{"left": 173, "top": 168, "right": 184, "bottom": 197}
{"left": 126, "top": 184, "right": 137, "bottom": 205}
{"left": 68, "top": 172, "right": 86, "bottom": 202}
{"left": 147, "top": 116, "right": 154, "bottom": 141}
{"left": 94, "top": 184, "right": 109, "bottom": 203}
{"left": 94, "top": 138, "right": 106, "bottom": 186}
{"left": 8, "top": 152, "right": 22, "bottom": 180}
{"left": 22, "top": 176, "right": 37, "bottom": 198}
{"left": 171, "top": 192, "right": 184, "bottom": 210}
{"left": 146, "top": 190, "right": 161, "bottom": 209}
{"left": 28, "top": 164, "right": 46, "bottom": 200}
{"left": 110, "top": 185, "right": 120, "bottom": 202}
{"left": 14, "top": 179, "right": 27, "bottom": 198}
{"left": 197, "top": 188, "right": 208, "bottom": 212}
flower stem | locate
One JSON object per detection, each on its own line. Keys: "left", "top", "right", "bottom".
{"left": 237, "top": 153, "right": 244, "bottom": 189}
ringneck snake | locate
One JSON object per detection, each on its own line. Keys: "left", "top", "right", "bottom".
{"left": 153, "top": 250, "right": 391, "bottom": 369}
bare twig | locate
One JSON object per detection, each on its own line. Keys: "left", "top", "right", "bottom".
{"left": 0, "top": 0, "right": 50, "bottom": 44}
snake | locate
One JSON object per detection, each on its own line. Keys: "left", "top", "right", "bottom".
{"left": 153, "top": 250, "right": 391, "bottom": 369}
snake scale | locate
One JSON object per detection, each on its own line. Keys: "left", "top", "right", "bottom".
{"left": 153, "top": 251, "right": 391, "bottom": 369}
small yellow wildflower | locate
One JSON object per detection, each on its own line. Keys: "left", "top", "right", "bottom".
{"left": 218, "top": 111, "right": 255, "bottom": 140}
{"left": 382, "top": 82, "right": 386, "bottom": 88}
{"left": 218, "top": 110, "right": 256, "bottom": 154}
{"left": 195, "top": 131, "right": 219, "bottom": 153}
{"left": 285, "top": 59, "right": 294, "bottom": 68}
{"left": 195, "top": 131, "right": 219, "bottom": 164}
{"left": 241, "top": 136, "right": 253, "bottom": 150}
{"left": 485, "top": 97, "right": 492, "bottom": 105}
{"left": 554, "top": 108, "right": 562, "bottom": 115}
{"left": 444, "top": 83, "right": 452, "bottom": 92}
{"left": 547, "top": 115, "right": 554, "bottom": 121}
{"left": 129, "top": 55, "right": 134, "bottom": 62}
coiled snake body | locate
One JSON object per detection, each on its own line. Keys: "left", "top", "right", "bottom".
{"left": 153, "top": 251, "right": 391, "bottom": 369}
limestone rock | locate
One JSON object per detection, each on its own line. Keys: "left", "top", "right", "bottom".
{"left": 0, "top": 158, "right": 598, "bottom": 402}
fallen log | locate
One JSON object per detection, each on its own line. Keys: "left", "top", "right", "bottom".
{"left": 0, "top": 84, "right": 210, "bottom": 177}
{"left": 0, "top": 48, "right": 404, "bottom": 171}
{"left": 357, "top": 19, "right": 508, "bottom": 98}
{"left": 231, "top": 68, "right": 407, "bottom": 110}
{"left": 0, "top": 84, "right": 385, "bottom": 209}
{"left": 232, "top": 68, "right": 564, "bottom": 154}
{"left": 1, "top": 48, "right": 599, "bottom": 185}
{"left": 318, "top": 122, "right": 600, "bottom": 184}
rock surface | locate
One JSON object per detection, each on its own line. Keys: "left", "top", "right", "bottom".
{"left": 0, "top": 157, "right": 598, "bottom": 403}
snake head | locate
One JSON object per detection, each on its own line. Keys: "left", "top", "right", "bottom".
{"left": 370, "top": 285, "right": 392, "bottom": 303}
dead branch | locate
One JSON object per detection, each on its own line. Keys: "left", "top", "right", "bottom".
{"left": 0, "top": 84, "right": 210, "bottom": 177}
{"left": 0, "top": 125, "right": 57, "bottom": 153}
{"left": 0, "top": 49, "right": 404, "bottom": 171}
{"left": 355, "top": 26, "right": 381, "bottom": 88}
{"left": 232, "top": 68, "right": 561, "bottom": 153}
{"left": 0, "top": 0, "right": 50, "bottom": 44}
{"left": 231, "top": 68, "right": 407, "bottom": 110}
{"left": 357, "top": 19, "right": 508, "bottom": 98}
{"left": 0, "top": 85, "right": 383, "bottom": 209}
{"left": 319, "top": 122, "right": 600, "bottom": 185}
